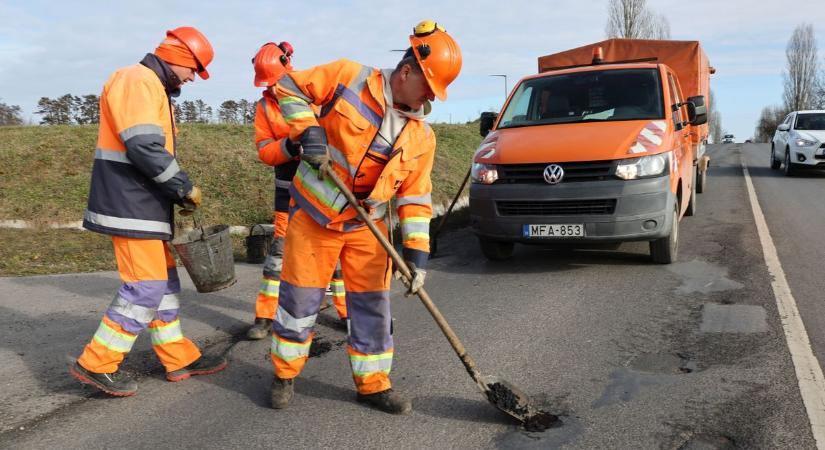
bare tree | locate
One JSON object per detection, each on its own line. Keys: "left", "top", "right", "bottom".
{"left": 0, "top": 100, "right": 23, "bottom": 126}
{"left": 782, "top": 23, "right": 820, "bottom": 111}
{"left": 605, "top": 0, "right": 670, "bottom": 40}
{"left": 754, "top": 105, "right": 789, "bottom": 143}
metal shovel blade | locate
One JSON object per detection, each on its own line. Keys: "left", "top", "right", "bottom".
{"left": 481, "top": 375, "right": 533, "bottom": 421}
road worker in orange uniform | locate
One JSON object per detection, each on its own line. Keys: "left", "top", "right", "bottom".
{"left": 268, "top": 21, "right": 461, "bottom": 414}
{"left": 69, "top": 27, "right": 227, "bottom": 396}
{"left": 247, "top": 42, "right": 348, "bottom": 340}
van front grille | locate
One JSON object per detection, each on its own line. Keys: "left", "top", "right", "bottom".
{"left": 496, "top": 160, "right": 615, "bottom": 184}
{"left": 497, "top": 199, "right": 617, "bottom": 216}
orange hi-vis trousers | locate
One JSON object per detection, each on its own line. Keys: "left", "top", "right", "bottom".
{"left": 77, "top": 237, "right": 201, "bottom": 373}
{"left": 255, "top": 211, "right": 347, "bottom": 320}
{"left": 270, "top": 208, "right": 393, "bottom": 395}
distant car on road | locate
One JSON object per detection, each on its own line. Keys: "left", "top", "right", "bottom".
{"left": 771, "top": 110, "right": 825, "bottom": 176}
{"left": 745, "top": 139, "right": 753, "bottom": 144}
{"left": 721, "top": 134, "right": 735, "bottom": 144}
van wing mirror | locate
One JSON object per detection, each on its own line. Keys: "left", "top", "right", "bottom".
{"left": 479, "top": 112, "right": 498, "bottom": 137}
{"left": 777, "top": 123, "right": 790, "bottom": 132}
{"left": 686, "top": 95, "right": 708, "bottom": 126}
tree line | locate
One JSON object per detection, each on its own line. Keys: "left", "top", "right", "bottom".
{"left": 754, "top": 23, "right": 825, "bottom": 142}
{"left": 0, "top": 96, "right": 258, "bottom": 126}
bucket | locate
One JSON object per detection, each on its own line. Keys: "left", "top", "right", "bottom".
{"left": 172, "top": 224, "right": 237, "bottom": 293}
{"left": 245, "top": 224, "right": 271, "bottom": 264}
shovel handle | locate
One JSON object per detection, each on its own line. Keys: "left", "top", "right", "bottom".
{"left": 432, "top": 166, "right": 471, "bottom": 242}
{"left": 323, "top": 167, "right": 487, "bottom": 390}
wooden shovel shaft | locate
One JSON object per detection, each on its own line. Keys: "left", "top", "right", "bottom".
{"left": 432, "top": 166, "right": 472, "bottom": 241}
{"left": 323, "top": 167, "right": 486, "bottom": 388}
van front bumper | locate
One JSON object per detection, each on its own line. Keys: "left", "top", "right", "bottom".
{"left": 469, "top": 176, "right": 675, "bottom": 244}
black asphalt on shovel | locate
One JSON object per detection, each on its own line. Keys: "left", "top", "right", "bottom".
{"left": 323, "top": 166, "right": 553, "bottom": 426}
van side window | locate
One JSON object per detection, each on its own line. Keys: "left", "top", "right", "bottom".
{"left": 498, "top": 85, "right": 532, "bottom": 126}
{"left": 667, "top": 73, "right": 683, "bottom": 130}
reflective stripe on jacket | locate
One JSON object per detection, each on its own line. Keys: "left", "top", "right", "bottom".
{"left": 83, "top": 54, "right": 192, "bottom": 240}
{"left": 255, "top": 92, "right": 299, "bottom": 212}
{"left": 275, "top": 59, "right": 435, "bottom": 267}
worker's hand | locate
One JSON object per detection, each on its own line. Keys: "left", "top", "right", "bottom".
{"left": 180, "top": 186, "right": 202, "bottom": 216}
{"left": 299, "top": 126, "right": 330, "bottom": 170}
{"left": 393, "top": 260, "right": 426, "bottom": 297}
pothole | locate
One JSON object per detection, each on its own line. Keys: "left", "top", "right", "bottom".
{"left": 629, "top": 353, "right": 697, "bottom": 374}
{"left": 667, "top": 260, "right": 743, "bottom": 295}
{"left": 700, "top": 303, "right": 767, "bottom": 333}
{"left": 308, "top": 337, "right": 346, "bottom": 357}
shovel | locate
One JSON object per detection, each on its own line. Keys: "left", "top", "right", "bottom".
{"left": 323, "top": 166, "right": 538, "bottom": 424}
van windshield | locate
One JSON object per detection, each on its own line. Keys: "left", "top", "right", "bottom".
{"left": 498, "top": 68, "right": 665, "bottom": 128}
{"left": 795, "top": 113, "right": 825, "bottom": 130}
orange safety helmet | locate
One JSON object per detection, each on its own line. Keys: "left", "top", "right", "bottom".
{"left": 166, "top": 26, "right": 214, "bottom": 80}
{"left": 253, "top": 42, "right": 293, "bottom": 87}
{"left": 409, "top": 21, "right": 462, "bottom": 101}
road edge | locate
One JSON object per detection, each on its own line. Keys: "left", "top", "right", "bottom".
{"left": 741, "top": 156, "right": 825, "bottom": 449}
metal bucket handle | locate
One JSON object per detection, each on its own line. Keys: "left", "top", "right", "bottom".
{"left": 191, "top": 213, "right": 216, "bottom": 268}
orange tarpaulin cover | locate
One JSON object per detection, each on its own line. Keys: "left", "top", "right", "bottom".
{"left": 538, "top": 38, "right": 711, "bottom": 100}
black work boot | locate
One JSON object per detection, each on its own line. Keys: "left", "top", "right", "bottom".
{"left": 333, "top": 317, "right": 348, "bottom": 332}
{"left": 271, "top": 377, "right": 294, "bottom": 409}
{"left": 356, "top": 388, "right": 412, "bottom": 415}
{"left": 246, "top": 318, "right": 273, "bottom": 340}
{"left": 166, "top": 354, "right": 227, "bottom": 382}
{"left": 69, "top": 362, "right": 137, "bottom": 397}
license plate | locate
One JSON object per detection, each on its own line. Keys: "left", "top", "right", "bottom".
{"left": 523, "top": 224, "right": 585, "bottom": 237}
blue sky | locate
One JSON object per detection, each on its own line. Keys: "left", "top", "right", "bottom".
{"left": 1, "top": 0, "right": 824, "bottom": 141}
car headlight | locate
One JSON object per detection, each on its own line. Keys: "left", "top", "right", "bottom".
{"left": 615, "top": 152, "right": 670, "bottom": 180}
{"left": 471, "top": 163, "right": 498, "bottom": 184}
{"left": 795, "top": 138, "right": 817, "bottom": 147}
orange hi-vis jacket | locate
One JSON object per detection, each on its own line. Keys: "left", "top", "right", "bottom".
{"left": 83, "top": 54, "right": 193, "bottom": 240}
{"left": 255, "top": 91, "right": 300, "bottom": 213}
{"left": 276, "top": 59, "right": 435, "bottom": 267}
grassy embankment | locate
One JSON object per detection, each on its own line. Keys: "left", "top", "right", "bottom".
{"left": 0, "top": 122, "right": 481, "bottom": 276}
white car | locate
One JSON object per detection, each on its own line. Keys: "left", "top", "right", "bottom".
{"left": 721, "top": 134, "right": 735, "bottom": 144}
{"left": 771, "top": 110, "right": 825, "bottom": 176}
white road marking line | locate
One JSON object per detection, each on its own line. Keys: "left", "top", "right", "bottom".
{"left": 742, "top": 158, "right": 825, "bottom": 448}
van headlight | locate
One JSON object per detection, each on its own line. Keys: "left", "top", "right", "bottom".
{"left": 615, "top": 152, "right": 670, "bottom": 180}
{"left": 471, "top": 163, "right": 498, "bottom": 184}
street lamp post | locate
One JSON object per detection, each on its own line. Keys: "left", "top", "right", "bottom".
{"left": 489, "top": 74, "right": 508, "bottom": 102}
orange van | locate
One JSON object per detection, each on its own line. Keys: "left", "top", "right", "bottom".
{"left": 469, "top": 39, "right": 713, "bottom": 263}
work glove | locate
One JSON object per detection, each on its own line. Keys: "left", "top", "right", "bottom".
{"left": 393, "top": 260, "right": 427, "bottom": 297}
{"left": 179, "top": 186, "right": 202, "bottom": 216}
{"left": 299, "top": 126, "right": 330, "bottom": 173}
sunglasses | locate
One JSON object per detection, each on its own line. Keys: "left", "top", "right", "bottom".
{"left": 411, "top": 21, "right": 445, "bottom": 61}
{"left": 413, "top": 20, "right": 445, "bottom": 37}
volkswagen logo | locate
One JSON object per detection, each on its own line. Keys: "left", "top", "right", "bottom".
{"left": 543, "top": 164, "right": 564, "bottom": 185}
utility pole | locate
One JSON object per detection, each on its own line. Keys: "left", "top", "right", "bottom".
{"left": 489, "top": 74, "right": 508, "bottom": 102}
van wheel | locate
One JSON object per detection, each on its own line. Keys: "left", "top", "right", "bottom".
{"left": 685, "top": 166, "right": 698, "bottom": 217}
{"left": 770, "top": 145, "right": 781, "bottom": 170}
{"left": 696, "top": 167, "right": 707, "bottom": 193}
{"left": 479, "top": 238, "right": 514, "bottom": 261}
{"left": 650, "top": 204, "right": 679, "bottom": 264}
{"left": 783, "top": 149, "right": 795, "bottom": 176}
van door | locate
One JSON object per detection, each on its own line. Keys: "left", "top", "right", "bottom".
{"left": 666, "top": 71, "right": 692, "bottom": 217}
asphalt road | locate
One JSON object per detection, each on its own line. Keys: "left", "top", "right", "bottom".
{"left": 0, "top": 143, "right": 818, "bottom": 449}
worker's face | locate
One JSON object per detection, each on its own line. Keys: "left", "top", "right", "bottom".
{"left": 394, "top": 64, "right": 435, "bottom": 110}
{"left": 169, "top": 64, "right": 197, "bottom": 88}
